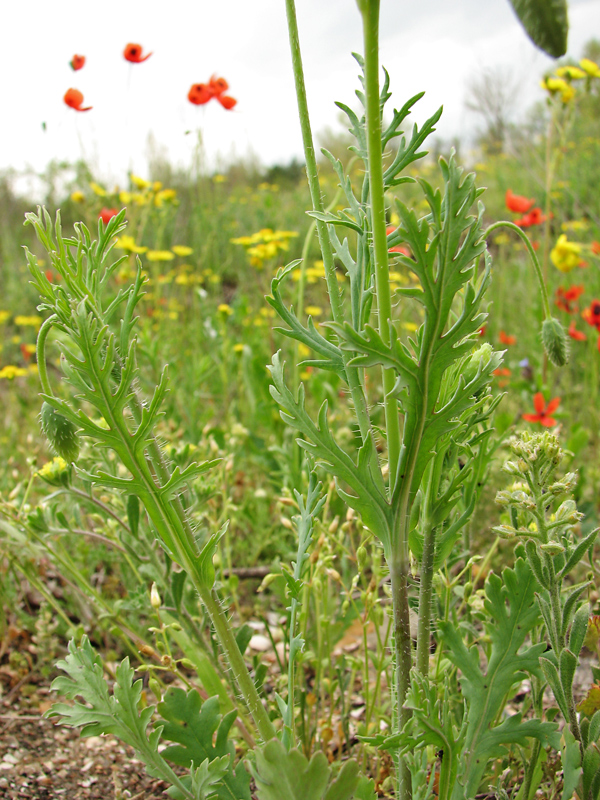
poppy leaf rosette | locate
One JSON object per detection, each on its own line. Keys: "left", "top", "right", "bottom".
{"left": 123, "top": 43, "right": 152, "bottom": 63}
{"left": 63, "top": 88, "right": 92, "bottom": 112}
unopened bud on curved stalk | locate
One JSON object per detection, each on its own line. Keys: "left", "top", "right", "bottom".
{"left": 40, "top": 402, "right": 80, "bottom": 463}
{"left": 542, "top": 317, "right": 570, "bottom": 367}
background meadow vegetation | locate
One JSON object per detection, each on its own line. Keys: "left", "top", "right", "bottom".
{"left": 2, "top": 34, "right": 600, "bottom": 797}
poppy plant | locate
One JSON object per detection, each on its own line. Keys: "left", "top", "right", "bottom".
{"left": 70, "top": 54, "right": 85, "bottom": 71}
{"left": 217, "top": 95, "right": 237, "bottom": 110}
{"left": 555, "top": 285, "right": 584, "bottom": 314}
{"left": 522, "top": 393, "right": 560, "bottom": 427}
{"left": 386, "top": 225, "right": 411, "bottom": 256}
{"left": 568, "top": 321, "right": 586, "bottom": 341}
{"left": 208, "top": 75, "right": 229, "bottom": 96}
{"left": 123, "top": 43, "right": 152, "bottom": 63}
{"left": 98, "top": 208, "right": 119, "bottom": 225}
{"left": 499, "top": 330, "right": 516, "bottom": 346}
{"left": 188, "top": 83, "right": 212, "bottom": 105}
{"left": 515, "top": 207, "right": 547, "bottom": 228}
{"left": 505, "top": 189, "right": 534, "bottom": 214}
{"left": 592, "top": 241, "right": 600, "bottom": 256}
{"left": 63, "top": 88, "right": 92, "bottom": 112}
{"left": 582, "top": 299, "right": 600, "bottom": 330}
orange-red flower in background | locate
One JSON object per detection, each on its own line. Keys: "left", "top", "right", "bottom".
{"left": 555, "top": 284, "right": 584, "bottom": 314}
{"left": 208, "top": 75, "right": 229, "bottom": 96}
{"left": 568, "top": 321, "right": 586, "bottom": 341}
{"left": 217, "top": 94, "right": 237, "bottom": 110}
{"left": 592, "top": 241, "right": 600, "bottom": 256}
{"left": 515, "top": 207, "right": 547, "bottom": 228}
{"left": 583, "top": 299, "right": 600, "bottom": 329}
{"left": 499, "top": 330, "right": 516, "bottom": 345}
{"left": 386, "top": 225, "right": 412, "bottom": 256}
{"left": 124, "top": 43, "right": 152, "bottom": 63}
{"left": 99, "top": 208, "right": 118, "bottom": 225}
{"left": 523, "top": 393, "right": 560, "bottom": 427}
{"left": 70, "top": 54, "right": 85, "bottom": 71}
{"left": 506, "top": 189, "right": 535, "bottom": 214}
{"left": 63, "top": 88, "right": 92, "bottom": 112}
{"left": 188, "top": 83, "right": 212, "bottom": 105}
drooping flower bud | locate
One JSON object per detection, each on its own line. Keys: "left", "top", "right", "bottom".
{"left": 542, "top": 317, "right": 569, "bottom": 367}
{"left": 40, "top": 402, "right": 80, "bottom": 463}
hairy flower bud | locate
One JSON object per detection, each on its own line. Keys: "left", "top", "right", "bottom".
{"left": 40, "top": 401, "right": 80, "bottom": 463}
{"left": 542, "top": 317, "right": 569, "bottom": 367}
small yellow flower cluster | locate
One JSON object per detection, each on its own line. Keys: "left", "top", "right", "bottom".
{"left": 14, "top": 315, "right": 43, "bottom": 328}
{"left": 37, "top": 457, "right": 70, "bottom": 487}
{"left": 0, "top": 365, "right": 28, "bottom": 379}
{"left": 541, "top": 58, "right": 600, "bottom": 103}
{"left": 231, "top": 228, "right": 299, "bottom": 268}
{"left": 78, "top": 175, "right": 179, "bottom": 210}
{"left": 0, "top": 311, "right": 10, "bottom": 325}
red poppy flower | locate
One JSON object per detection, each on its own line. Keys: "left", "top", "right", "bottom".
{"left": 582, "top": 299, "right": 600, "bottom": 330}
{"left": 123, "top": 43, "right": 152, "bottom": 63}
{"left": 555, "top": 284, "right": 584, "bottom": 314}
{"left": 208, "top": 75, "right": 229, "bottom": 96}
{"left": 522, "top": 393, "right": 560, "bottom": 427}
{"left": 386, "top": 225, "right": 411, "bottom": 256}
{"left": 188, "top": 83, "right": 212, "bottom": 105}
{"left": 499, "top": 330, "right": 516, "bottom": 345}
{"left": 99, "top": 208, "right": 118, "bottom": 225}
{"left": 70, "top": 54, "right": 85, "bottom": 71}
{"left": 515, "top": 207, "right": 547, "bottom": 228}
{"left": 506, "top": 189, "right": 535, "bottom": 214}
{"left": 217, "top": 94, "right": 237, "bottom": 110}
{"left": 592, "top": 241, "right": 600, "bottom": 256}
{"left": 63, "top": 88, "right": 92, "bottom": 112}
{"left": 568, "top": 321, "right": 586, "bottom": 341}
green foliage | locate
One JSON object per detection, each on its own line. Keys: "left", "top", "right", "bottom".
{"left": 438, "top": 557, "right": 559, "bottom": 797}
{"left": 507, "top": 0, "right": 568, "bottom": 58}
{"left": 249, "top": 739, "right": 360, "bottom": 800}
{"left": 47, "top": 637, "right": 195, "bottom": 799}
{"left": 157, "top": 688, "right": 251, "bottom": 800}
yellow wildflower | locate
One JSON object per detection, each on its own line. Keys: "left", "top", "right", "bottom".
{"left": 561, "top": 220, "right": 589, "bottom": 232}
{"left": 89, "top": 182, "right": 107, "bottom": 196}
{"left": 542, "top": 76, "right": 575, "bottom": 102}
{"left": 213, "top": 174, "right": 227, "bottom": 183}
{"left": 298, "top": 344, "right": 311, "bottom": 358}
{"left": 155, "top": 189, "right": 177, "bottom": 206}
{"left": 171, "top": 245, "right": 193, "bottom": 257}
{"left": 115, "top": 235, "right": 148, "bottom": 254}
{"left": 119, "top": 191, "right": 133, "bottom": 204}
{"left": 0, "top": 365, "right": 28, "bottom": 379}
{"left": 37, "top": 456, "right": 70, "bottom": 486}
{"left": 555, "top": 65, "right": 586, "bottom": 80}
{"left": 402, "top": 321, "right": 419, "bottom": 332}
{"left": 233, "top": 343, "right": 245, "bottom": 353}
{"left": 71, "top": 190, "right": 85, "bottom": 203}
{"left": 131, "top": 174, "right": 150, "bottom": 189}
{"left": 0, "top": 311, "right": 10, "bottom": 325}
{"left": 14, "top": 315, "right": 43, "bottom": 328}
{"left": 132, "top": 193, "right": 150, "bottom": 206}
{"left": 218, "top": 304, "right": 233, "bottom": 316}
{"left": 551, "top": 234, "right": 582, "bottom": 273}
{"left": 146, "top": 250, "right": 175, "bottom": 262}
{"left": 152, "top": 181, "right": 163, "bottom": 192}
{"left": 580, "top": 58, "right": 600, "bottom": 78}
{"left": 305, "top": 306, "right": 323, "bottom": 317}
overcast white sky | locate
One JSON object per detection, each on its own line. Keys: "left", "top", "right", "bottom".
{"left": 3, "top": 0, "right": 600, "bottom": 183}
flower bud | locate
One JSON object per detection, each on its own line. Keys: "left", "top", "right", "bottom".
{"left": 542, "top": 317, "right": 569, "bottom": 367}
{"left": 40, "top": 402, "right": 80, "bottom": 462}
{"left": 150, "top": 583, "right": 161, "bottom": 609}
{"left": 356, "top": 545, "right": 368, "bottom": 571}
{"left": 540, "top": 541, "right": 565, "bottom": 555}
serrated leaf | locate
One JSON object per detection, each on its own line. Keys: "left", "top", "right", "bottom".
{"left": 249, "top": 739, "right": 359, "bottom": 800}
{"left": 507, "top": 0, "right": 568, "bottom": 57}
{"left": 439, "top": 558, "right": 556, "bottom": 796}
{"left": 158, "top": 689, "right": 251, "bottom": 800}
{"left": 47, "top": 637, "right": 193, "bottom": 798}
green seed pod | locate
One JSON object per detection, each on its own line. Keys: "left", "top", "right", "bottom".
{"left": 148, "top": 677, "right": 162, "bottom": 702}
{"left": 356, "top": 545, "right": 368, "bottom": 571}
{"left": 40, "top": 402, "right": 79, "bottom": 463}
{"left": 542, "top": 317, "right": 569, "bottom": 367}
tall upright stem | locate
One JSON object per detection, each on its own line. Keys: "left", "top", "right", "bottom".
{"left": 359, "top": 0, "right": 401, "bottom": 488}
{"left": 283, "top": 0, "right": 378, "bottom": 460}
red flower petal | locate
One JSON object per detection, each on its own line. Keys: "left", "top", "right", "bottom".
{"left": 545, "top": 397, "right": 561, "bottom": 415}
{"left": 533, "top": 392, "right": 546, "bottom": 414}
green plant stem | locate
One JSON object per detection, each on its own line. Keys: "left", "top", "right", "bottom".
{"left": 484, "top": 221, "right": 551, "bottom": 319}
{"left": 359, "top": 0, "right": 401, "bottom": 489}
{"left": 388, "top": 553, "right": 413, "bottom": 798}
{"left": 416, "top": 520, "right": 435, "bottom": 676}
{"left": 36, "top": 314, "right": 58, "bottom": 397}
{"left": 283, "top": 0, "right": 377, "bottom": 461}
